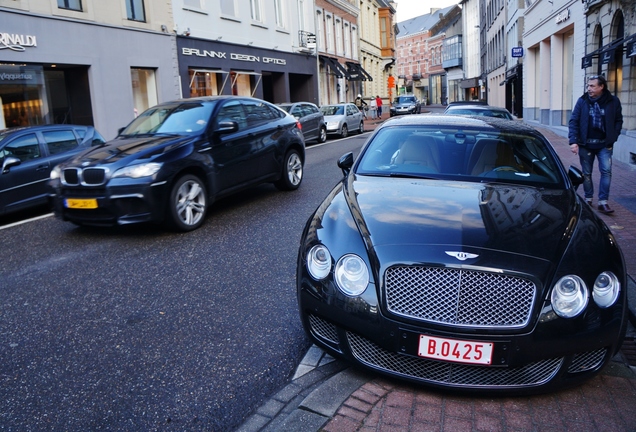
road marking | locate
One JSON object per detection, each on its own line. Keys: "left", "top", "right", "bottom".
{"left": 0, "top": 213, "right": 53, "bottom": 230}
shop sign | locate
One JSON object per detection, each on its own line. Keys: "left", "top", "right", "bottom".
{"left": 182, "top": 48, "right": 286, "bottom": 65}
{"left": 0, "top": 32, "right": 37, "bottom": 52}
{"left": 511, "top": 47, "right": 524, "bottom": 58}
{"left": 556, "top": 9, "right": 570, "bottom": 25}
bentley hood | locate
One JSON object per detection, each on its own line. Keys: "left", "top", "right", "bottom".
{"left": 343, "top": 175, "right": 576, "bottom": 268}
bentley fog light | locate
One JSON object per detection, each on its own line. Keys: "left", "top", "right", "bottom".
{"left": 592, "top": 271, "right": 620, "bottom": 308}
{"left": 307, "top": 245, "right": 331, "bottom": 280}
{"left": 112, "top": 162, "right": 162, "bottom": 179}
{"left": 551, "top": 275, "right": 588, "bottom": 318}
{"left": 335, "top": 254, "right": 369, "bottom": 296}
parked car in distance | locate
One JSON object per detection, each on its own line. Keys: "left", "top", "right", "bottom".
{"left": 50, "top": 96, "right": 305, "bottom": 232}
{"left": 0, "top": 124, "right": 105, "bottom": 216}
{"left": 278, "top": 102, "right": 327, "bottom": 144}
{"left": 297, "top": 114, "right": 627, "bottom": 394}
{"left": 444, "top": 103, "right": 515, "bottom": 120}
{"left": 390, "top": 94, "right": 422, "bottom": 117}
{"left": 320, "top": 103, "right": 364, "bottom": 138}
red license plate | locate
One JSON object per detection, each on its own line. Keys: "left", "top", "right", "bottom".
{"left": 418, "top": 335, "right": 493, "bottom": 365}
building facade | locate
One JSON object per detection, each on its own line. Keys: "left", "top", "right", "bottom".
{"left": 173, "top": 0, "right": 318, "bottom": 105}
{"left": 359, "top": 0, "right": 396, "bottom": 106}
{"left": 0, "top": 0, "right": 179, "bottom": 139}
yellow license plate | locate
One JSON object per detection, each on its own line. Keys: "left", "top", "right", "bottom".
{"left": 65, "top": 198, "right": 98, "bottom": 209}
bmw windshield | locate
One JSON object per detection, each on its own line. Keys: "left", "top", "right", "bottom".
{"left": 120, "top": 102, "right": 216, "bottom": 136}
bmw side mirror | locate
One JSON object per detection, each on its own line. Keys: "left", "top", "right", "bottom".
{"left": 215, "top": 121, "right": 239, "bottom": 134}
{"left": 338, "top": 152, "right": 354, "bottom": 176}
{"left": 568, "top": 165, "right": 584, "bottom": 188}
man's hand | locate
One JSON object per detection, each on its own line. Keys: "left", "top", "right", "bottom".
{"left": 570, "top": 143, "right": 579, "bottom": 155}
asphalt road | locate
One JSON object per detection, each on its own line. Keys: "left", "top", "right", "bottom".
{"left": 0, "top": 134, "right": 368, "bottom": 431}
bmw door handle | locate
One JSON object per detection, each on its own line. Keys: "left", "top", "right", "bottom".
{"left": 36, "top": 164, "right": 49, "bottom": 172}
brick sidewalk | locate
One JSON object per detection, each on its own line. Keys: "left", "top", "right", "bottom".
{"left": 324, "top": 373, "right": 636, "bottom": 431}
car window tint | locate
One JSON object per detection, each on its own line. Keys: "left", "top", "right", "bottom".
{"left": 356, "top": 127, "right": 563, "bottom": 187}
{"left": 92, "top": 131, "right": 106, "bottom": 146}
{"left": 43, "top": 130, "right": 79, "bottom": 155}
{"left": 291, "top": 106, "right": 302, "bottom": 117}
{"left": 321, "top": 105, "right": 343, "bottom": 116}
{"left": 242, "top": 100, "right": 279, "bottom": 126}
{"left": 159, "top": 103, "right": 213, "bottom": 133}
{"left": 216, "top": 100, "right": 247, "bottom": 130}
{"left": 3, "top": 133, "right": 40, "bottom": 162}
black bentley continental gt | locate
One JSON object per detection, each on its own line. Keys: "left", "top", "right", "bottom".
{"left": 49, "top": 96, "right": 305, "bottom": 231}
{"left": 297, "top": 115, "right": 627, "bottom": 394}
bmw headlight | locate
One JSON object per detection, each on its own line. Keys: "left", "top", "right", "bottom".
{"left": 307, "top": 245, "right": 332, "bottom": 280}
{"left": 112, "top": 162, "right": 162, "bottom": 179}
{"left": 334, "top": 254, "right": 369, "bottom": 296}
{"left": 592, "top": 271, "right": 620, "bottom": 308}
{"left": 551, "top": 275, "right": 588, "bottom": 318}
{"left": 50, "top": 165, "right": 61, "bottom": 180}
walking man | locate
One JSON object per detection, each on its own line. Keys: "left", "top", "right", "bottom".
{"left": 568, "top": 75, "right": 623, "bottom": 214}
{"left": 376, "top": 95, "right": 383, "bottom": 118}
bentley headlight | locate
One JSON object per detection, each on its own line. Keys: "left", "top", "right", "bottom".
{"left": 112, "top": 162, "right": 162, "bottom": 179}
{"left": 334, "top": 254, "right": 369, "bottom": 296}
{"left": 592, "top": 271, "right": 620, "bottom": 308}
{"left": 551, "top": 275, "right": 588, "bottom": 318}
{"left": 307, "top": 245, "right": 331, "bottom": 280}
{"left": 50, "top": 165, "right": 61, "bottom": 180}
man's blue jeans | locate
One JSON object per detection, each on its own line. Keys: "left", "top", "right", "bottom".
{"left": 578, "top": 146, "right": 613, "bottom": 202}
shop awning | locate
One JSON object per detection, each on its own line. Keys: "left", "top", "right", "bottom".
{"left": 625, "top": 34, "right": 636, "bottom": 58}
{"left": 320, "top": 56, "right": 350, "bottom": 79}
{"left": 581, "top": 37, "right": 625, "bottom": 68}
{"left": 346, "top": 62, "right": 373, "bottom": 81}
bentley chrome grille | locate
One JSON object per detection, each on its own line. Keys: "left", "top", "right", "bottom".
{"left": 308, "top": 314, "right": 339, "bottom": 345}
{"left": 347, "top": 332, "right": 562, "bottom": 387}
{"left": 385, "top": 266, "right": 536, "bottom": 328}
{"left": 567, "top": 349, "right": 607, "bottom": 373}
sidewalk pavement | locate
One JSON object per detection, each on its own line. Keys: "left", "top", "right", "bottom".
{"left": 237, "top": 108, "right": 636, "bottom": 432}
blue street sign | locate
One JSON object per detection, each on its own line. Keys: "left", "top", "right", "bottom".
{"left": 512, "top": 47, "right": 524, "bottom": 58}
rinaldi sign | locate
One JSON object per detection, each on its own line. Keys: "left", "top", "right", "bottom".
{"left": 0, "top": 32, "right": 37, "bottom": 52}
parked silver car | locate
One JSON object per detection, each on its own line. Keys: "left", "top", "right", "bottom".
{"left": 278, "top": 102, "right": 327, "bottom": 144}
{"left": 320, "top": 103, "right": 364, "bottom": 138}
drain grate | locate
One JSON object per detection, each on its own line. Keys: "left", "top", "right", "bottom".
{"left": 621, "top": 337, "right": 636, "bottom": 367}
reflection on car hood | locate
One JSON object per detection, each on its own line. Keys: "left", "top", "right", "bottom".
{"left": 346, "top": 175, "right": 573, "bottom": 262}
{"left": 67, "top": 135, "right": 191, "bottom": 166}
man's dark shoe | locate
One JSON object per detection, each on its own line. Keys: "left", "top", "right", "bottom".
{"left": 598, "top": 204, "right": 615, "bottom": 214}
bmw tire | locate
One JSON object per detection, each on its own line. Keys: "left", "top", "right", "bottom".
{"left": 166, "top": 174, "right": 208, "bottom": 232}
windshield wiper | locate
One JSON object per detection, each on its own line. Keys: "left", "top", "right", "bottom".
{"left": 365, "top": 172, "right": 438, "bottom": 180}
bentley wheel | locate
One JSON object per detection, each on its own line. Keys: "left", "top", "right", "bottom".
{"left": 275, "top": 149, "right": 303, "bottom": 191}
{"left": 167, "top": 174, "right": 208, "bottom": 232}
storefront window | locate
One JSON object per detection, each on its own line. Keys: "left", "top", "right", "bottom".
{"left": 0, "top": 65, "right": 47, "bottom": 129}
{"left": 562, "top": 31, "right": 574, "bottom": 126}
{"left": 231, "top": 72, "right": 260, "bottom": 96}
{"left": 130, "top": 68, "right": 157, "bottom": 117}
{"left": 188, "top": 69, "right": 228, "bottom": 97}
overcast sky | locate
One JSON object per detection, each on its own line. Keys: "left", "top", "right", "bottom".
{"left": 394, "top": 0, "right": 461, "bottom": 23}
